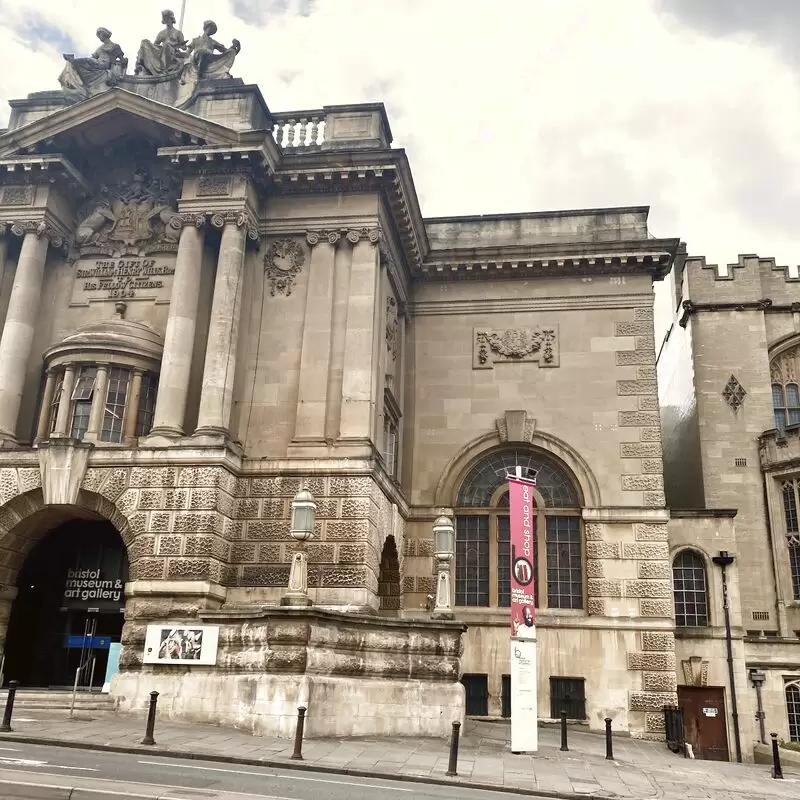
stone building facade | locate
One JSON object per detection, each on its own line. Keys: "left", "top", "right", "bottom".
{"left": 658, "top": 253, "right": 800, "bottom": 759}
{"left": 0, "top": 23, "right": 684, "bottom": 740}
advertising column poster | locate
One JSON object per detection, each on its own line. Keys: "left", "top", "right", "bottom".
{"left": 509, "top": 476, "right": 538, "bottom": 753}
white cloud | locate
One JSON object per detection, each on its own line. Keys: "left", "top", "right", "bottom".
{"left": 1, "top": 0, "right": 800, "bottom": 272}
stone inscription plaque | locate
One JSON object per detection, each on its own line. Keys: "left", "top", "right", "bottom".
{"left": 71, "top": 257, "right": 176, "bottom": 305}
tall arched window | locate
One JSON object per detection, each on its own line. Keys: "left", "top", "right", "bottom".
{"left": 771, "top": 346, "right": 800, "bottom": 430}
{"left": 672, "top": 549, "right": 709, "bottom": 627}
{"left": 787, "top": 681, "right": 800, "bottom": 743}
{"left": 454, "top": 448, "right": 583, "bottom": 610}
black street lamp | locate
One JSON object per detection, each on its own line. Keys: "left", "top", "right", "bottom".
{"left": 712, "top": 550, "right": 742, "bottom": 763}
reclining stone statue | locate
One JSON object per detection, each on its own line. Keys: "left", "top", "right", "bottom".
{"left": 59, "top": 27, "right": 128, "bottom": 99}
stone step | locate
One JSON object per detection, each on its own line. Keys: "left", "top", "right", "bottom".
{"left": 2, "top": 690, "right": 117, "bottom": 712}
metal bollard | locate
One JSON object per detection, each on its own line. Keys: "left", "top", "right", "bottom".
{"left": 560, "top": 710, "right": 568, "bottom": 752}
{"left": 0, "top": 681, "right": 18, "bottom": 733}
{"left": 291, "top": 706, "right": 307, "bottom": 760}
{"left": 446, "top": 721, "right": 461, "bottom": 777}
{"left": 605, "top": 717, "right": 613, "bottom": 760}
{"left": 770, "top": 732, "right": 783, "bottom": 779}
{"left": 141, "top": 691, "right": 159, "bottom": 746}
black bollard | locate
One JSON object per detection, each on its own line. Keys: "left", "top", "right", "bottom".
{"left": 770, "top": 732, "right": 783, "bottom": 779}
{"left": 291, "top": 706, "right": 307, "bottom": 760}
{"left": 0, "top": 681, "right": 18, "bottom": 733}
{"left": 604, "top": 717, "right": 613, "bottom": 760}
{"left": 560, "top": 710, "right": 568, "bottom": 752}
{"left": 446, "top": 721, "right": 461, "bottom": 777}
{"left": 141, "top": 691, "right": 159, "bottom": 746}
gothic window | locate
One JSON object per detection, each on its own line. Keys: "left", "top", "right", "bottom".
{"left": 790, "top": 538, "right": 800, "bottom": 601}
{"left": 672, "top": 549, "right": 709, "bottom": 627}
{"left": 781, "top": 480, "right": 800, "bottom": 600}
{"left": 771, "top": 347, "right": 800, "bottom": 430}
{"left": 787, "top": 682, "right": 800, "bottom": 743}
{"left": 454, "top": 448, "right": 583, "bottom": 610}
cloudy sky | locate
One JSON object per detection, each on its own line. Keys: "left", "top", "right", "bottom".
{"left": 0, "top": 0, "right": 799, "bottom": 279}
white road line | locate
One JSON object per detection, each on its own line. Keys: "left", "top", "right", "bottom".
{"left": 0, "top": 756, "right": 96, "bottom": 771}
{"left": 138, "top": 759, "right": 414, "bottom": 792}
{"left": 0, "top": 748, "right": 19, "bottom": 752}
{"left": 44, "top": 764, "right": 99, "bottom": 771}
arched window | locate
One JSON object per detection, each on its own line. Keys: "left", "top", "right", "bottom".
{"left": 672, "top": 550, "right": 709, "bottom": 627}
{"left": 780, "top": 481, "right": 800, "bottom": 600}
{"left": 771, "top": 347, "right": 800, "bottom": 430}
{"left": 787, "top": 682, "right": 800, "bottom": 743}
{"left": 454, "top": 448, "right": 583, "bottom": 610}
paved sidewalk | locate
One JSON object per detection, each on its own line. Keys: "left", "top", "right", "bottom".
{"left": 0, "top": 708, "right": 797, "bottom": 800}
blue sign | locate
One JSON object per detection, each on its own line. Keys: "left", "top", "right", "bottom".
{"left": 103, "top": 643, "right": 122, "bottom": 690}
{"left": 65, "top": 635, "right": 112, "bottom": 650}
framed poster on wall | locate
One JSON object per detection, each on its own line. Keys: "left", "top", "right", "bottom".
{"left": 142, "top": 625, "right": 220, "bottom": 666}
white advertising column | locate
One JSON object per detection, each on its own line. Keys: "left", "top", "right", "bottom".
{"left": 510, "top": 635, "right": 538, "bottom": 753}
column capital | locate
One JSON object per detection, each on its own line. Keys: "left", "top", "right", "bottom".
{"left": 345, "top": 227, "right": 381, "bottom": 245}
{"left": 208, "top": 210, "right": 260, "bottom": 247}
{"left": 3, "top": 218, "right": 67, "bottom": 249}
{"left": 306, "top": 229, "right": 342, "bottom": 248}
{"left": 305, "top": 227, "right": 380, "bottom": 248}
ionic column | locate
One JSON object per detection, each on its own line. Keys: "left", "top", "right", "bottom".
{"left": 147, "top": 219, "right": 206, "bottom": 437}
{"left": 35, "top": 368, "right": 58, "bottom": 441}
{"left": 292, "top": 231, "right": 338, "bottom": 444}
{"left": 339, "top": 230, "right": 381, "bottom": 440}
{"left": 195, "top": 218, "right": 247, "bottom": 436}
{"left": 123, "top": 368, "right": 144, "bottom": 446}
{"left": 52, "top": 363, "right": 76, "bottom": 437}
{"left": 82, "top": 364, "right": 109, "bottom": 442}
{"left": 0, "top": 228, "right": 50, "bottom": 442}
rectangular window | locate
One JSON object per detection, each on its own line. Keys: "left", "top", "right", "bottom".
{"left": 382, "top": 411, "right": 399, "bottom": 478}
{"left": 101, "top": 367, "right": 130, "bottom": 443}
{"left": 136, "top": 373, "right": 158, "bottom": 436}
{"left": 70, "top": 367, "right": 97, "bottom": 440}
{"left": 550, "top": 677, "right": 586, "bottom": 720}
{"left": 789, "top": 537, "right": 800, "bottom": 601}
{"left": 497, "top": 516, "right": 511, "bottom": 608}
{"left": 546, "top": 516, "right": 583, "bottom": 609}
{"left": 455, "top": 516, "right": 489, "bottom": 607}
{"left": 49, "top": 371, "right": 63, "bottom": 434}
{"left": 461, "top": 674, "right": 488, "bottom": 716}
{"left": 71, "top": 367, "right": 96, "bottom": 401}
{"left": 788, "top": 684, "right": 800, "bottom": 742}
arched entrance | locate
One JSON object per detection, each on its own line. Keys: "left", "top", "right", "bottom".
{"left": 4, "top": 515, "right": 128, "bottom": 689}
{"left": 378, "top": 536, "right": 401, "bottom": 613}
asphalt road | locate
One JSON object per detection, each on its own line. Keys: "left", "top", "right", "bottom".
{"left": 0, "top": 740, "right": 519, "bottom": 799}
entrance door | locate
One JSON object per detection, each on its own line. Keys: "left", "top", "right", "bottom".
{"left": 677, "top": 686, "right": 730, "bottom": 761}
{"left": 4, "top": 518, "right": 127, "bottom": 689}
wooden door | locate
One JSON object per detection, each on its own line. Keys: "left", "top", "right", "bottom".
{"left": 678, "top": 686, "right": 730, "bottom": 761}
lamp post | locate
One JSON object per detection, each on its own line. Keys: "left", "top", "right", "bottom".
{"left": 750, "top": 669, "right": 767, "bottom": 745}
{"left": 712, "top": 550, "right": 742, "bottom": 763}
{"left": 281, "top": 489, "right": 317, "bottom": 607}
{"left": 432, "top": 515, "right": 455, "bottom": 620}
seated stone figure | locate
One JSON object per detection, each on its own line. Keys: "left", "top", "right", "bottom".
{"left": 136, "top": 9, "right": 188, "bottom": 76}
{"left": 59, "top": 27, "right": 127, "bottom": 98}
{"left": 181, "top": 20, "right": 241, "bottom": 84}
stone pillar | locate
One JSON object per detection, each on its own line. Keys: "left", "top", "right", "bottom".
{"left": 147, "top": 220, "right": 205, "bottom": 437}
{"left": 0, "top": 230, "right": 50, "bottom": 443}
{"left": 195, "top": 219, "right": 247, "bottom": 437}
{"left": 83, "top": 364, "right": 109, "bottom": 442}
{"left": 35, "top": 368, "right": 58, "bottom": 441}
{"left": 324, "top": 239, "right": 353, "bottom": 441}
{"left": 52, "top": 364, "right": 76, "bottom": 437}
{"left": 123, "top": 369, "right": 144, "bottom": 445}
{"left": 339, "top": 230, "right": 380, "bottom": 440}
{"left": 292, "top": 231, "right": 338, "bottom": 445}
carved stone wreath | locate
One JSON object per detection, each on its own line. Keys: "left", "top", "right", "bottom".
{"left": 474, "top": 326, "right": 559, "bottom": 369}
{"left": 264, "top": 238, "right": 306, "bottom": 296}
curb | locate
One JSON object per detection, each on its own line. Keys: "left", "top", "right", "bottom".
{"left": 0, "top": 731, "right": 616, "bottom": 800}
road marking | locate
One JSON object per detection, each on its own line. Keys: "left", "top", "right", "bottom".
{"left": 0, "top": 756, "right": 96, "bottom": 771}
{"left": 138, "top": 759, "right": 414, "bottom": 792}
{"left": 0, "top": 748, "right": 19, "bottom": 752}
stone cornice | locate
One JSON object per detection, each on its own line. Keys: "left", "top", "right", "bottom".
{"left": 412, "top": 293, "right": 653, "bottom": 316}
{"left": 157, "top": 141, "right": 279, "bottom": 178}
{"left": 680, "top": 298, "right": 799, "bottom": 328}
{"left": 0, "top": 154, "right": 91, "bottom": 195}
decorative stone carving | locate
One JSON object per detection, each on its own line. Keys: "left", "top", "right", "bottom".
{"left": 722, "top": 374, "right": 747, "bottom": 411}
{"left": 771, "top": 348, "right": 798, "bottom": 383}
{"left": 8, "top": 220, "right": 65, "bottom": 248}
{"left": 473, "top": 326, "right": 559, "bottom": 369}
{"left": 197, "top": 176, "right": 232, "bottom": 197}
{"left": 496, "top": 410, "right": 536, "bottom": 444}
{"left": 135, "top": 10, "right": 188, "bottom": 77}
{"left": 74, "top": 169, "right": 180, "bottom": 255}
{"left": 265, "top": 238, "right": 306, "bottom": 296}
{"left": 1, "top": 186, "right": 34, "bottom": 206}
{"left": 386, "top": 296, "right": 399, "bottom": 361}
{"left": 681, "top": 656, "right": 709, "bottom": 687}
{"left": 59, "top": 27, "right": 128, "bottom": 100}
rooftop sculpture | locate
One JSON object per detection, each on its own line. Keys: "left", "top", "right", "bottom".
{"left": 56, "top": 10, "right": 241, "bottom": 107}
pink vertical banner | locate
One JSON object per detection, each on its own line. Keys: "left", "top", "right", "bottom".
{"left": 509, "top": 478, "right": 536, "bottom": 638}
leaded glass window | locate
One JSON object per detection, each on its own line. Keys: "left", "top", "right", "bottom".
{"left": 773, "top": 382, "right": 800, "bottom": 430}
{"left": 672, "top": 549, "right": 709, "bottom": 627}
{"left": 101, "top": 367, "right": 129, "bottom": 443}
{"left": 784, "top": 482, "right": 799, "bottom": 533}
{"left": 789, "top": 536, "right": 800, "bottom": 601}
{"left": 787, "top": 682, "right": 800, "bottom": 743}
{"left": 136, "top": 373, "right": 158, "bottom": 437}
{"left": 455, "top": 448, "right": 582, "bottom": 610}
{"left": 455, "top": 516, "right": 489, "bottom": 606}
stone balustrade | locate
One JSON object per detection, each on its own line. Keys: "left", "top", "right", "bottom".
{"left": 272, "top": 104, "right": 393, "bottom": 151}
{"left": 272, "top": 111, "right": 326, "bottom": 148}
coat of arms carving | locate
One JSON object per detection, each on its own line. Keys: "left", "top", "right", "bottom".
{"left": 473, "top": 326, "right": 559, "bottom": 369}
{"left": 75, "top": 169, "right": 181, "bottom": 256}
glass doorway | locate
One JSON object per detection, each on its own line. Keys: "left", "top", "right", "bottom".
{"left": 3, "top": 518, "right": 127, "bottom": 688}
